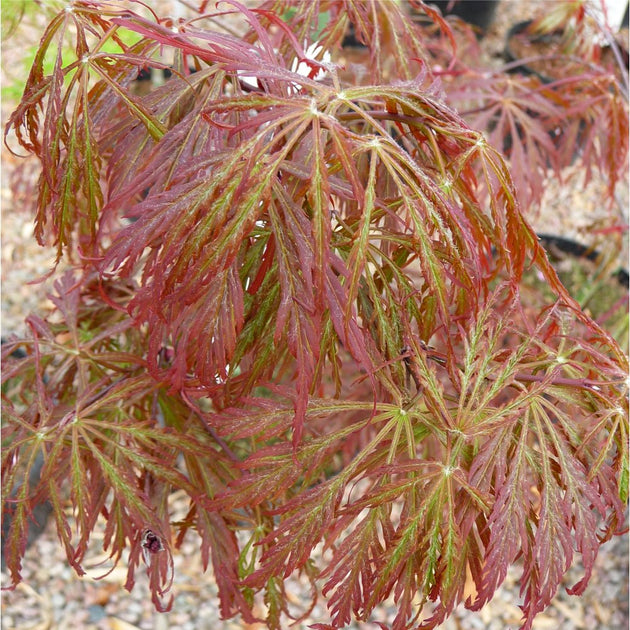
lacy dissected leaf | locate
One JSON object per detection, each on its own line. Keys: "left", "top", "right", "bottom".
{"left": 448, "top": 72, "right": 569, "bottom": 209}
{"left": 3, "top": 2, "right": 168, "bottom": 259}
{"left": 268, "top": 186, "right": 321, "bottom": 443}
{"left": 315, "top": 457, "right": 487, "bottom": 629}
{"left": 451, "top": 298, "right": 628, "bottom": 626}
{"left": 308, "top": 287, "right": 626, "bottom": 629}
{"left": 210, "top": 397, "right": 394, "bottom": 509}
{"left": 319, "top": 505, "right": 391, "bottom": 626}
{"left": 102, "top": 63, "right": 227, "bottom": 210}
{"left": 467, "top": 397, "right": 620, "bottom": 629}
{"left": 1, "top": 279, "right": 234, "bottom": 605}
{"left": 209, "top": 401, "right": 409, "bottom": 591}
{"left": 445, "top": 38, "right": 628, "bottom": 211}
{"left": 553, "top": 71, "right": 629, "bottom": 197}
{"left": 253, "top": 0, "right": 451, "bottom": 85}
{"left": 95, "top": 64, "right": 536, "bottom": 415}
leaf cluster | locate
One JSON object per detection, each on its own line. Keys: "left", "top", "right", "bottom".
{"left": 2, "top": 1, "right": 628, "bottom": 628}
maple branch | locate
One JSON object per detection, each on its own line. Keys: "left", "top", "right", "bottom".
{"left": 181, "top": 392, "right": 241, "bottom": 464}
{"left": 508, "top": 371, "right": 625, "bottom": 391}
{"left": 406, "top": 346, "right": 624, "bottom": 393}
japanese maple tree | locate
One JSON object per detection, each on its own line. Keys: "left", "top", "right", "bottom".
{"left": 2, "top": 1, "right": 627, "bottom": 629}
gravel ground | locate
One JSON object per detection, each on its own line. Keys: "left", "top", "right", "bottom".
{"left": 1, "top": 2, "right": 628, "bottom": 629}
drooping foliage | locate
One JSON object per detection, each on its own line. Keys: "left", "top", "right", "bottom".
{"left": 2, "top": 1, "right": 628, "bottom": 629}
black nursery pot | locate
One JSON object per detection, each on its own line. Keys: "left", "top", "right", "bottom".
{"left": 513, "top": 233, "right": 629, "bottom": 346}
{"left": 504, "top": 20, "right": 558, "bottom": 83}
{"left": 534, "top": 234, "right": 629, "bottom": 318}
{"left": 505, "top": 18, "right": 629, "bottom": 84}
{"left": 536, "top": 234, "right": 629, "bottom": 289}
{"left": 342, "top": 22, "right": 367, "bottom": 49}
{"left": 430, "top": 0, "right": 499, "bottom": 33}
